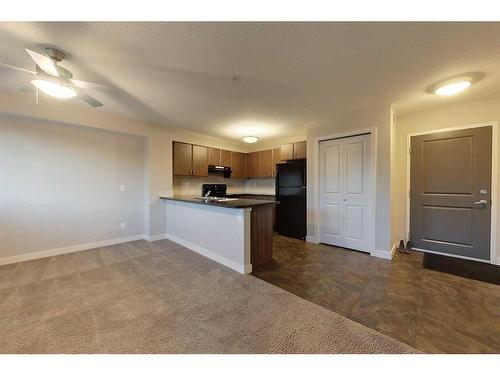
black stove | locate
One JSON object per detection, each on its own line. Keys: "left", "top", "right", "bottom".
{"left": 201, "top": 184, "right": 227, "bottom": 197}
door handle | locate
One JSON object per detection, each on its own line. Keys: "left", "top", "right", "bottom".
{"left": 473, "top": 199, "right": 488, "bottom": 208}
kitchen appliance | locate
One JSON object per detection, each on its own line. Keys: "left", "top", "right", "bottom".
{"left": 276, "top": 159, "right": 306, "bottom": 239}
{"left": 201, "top": 184, "right": 227, "bottom": 197}
{"left": 208, "top": 165, "right": 232, "bottom": 178}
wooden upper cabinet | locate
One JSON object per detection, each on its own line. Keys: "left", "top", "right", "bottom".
{"left": 259, "top": 149, "right": 274, "bottom": 178}
{"left": 208, "top": 147, "right": 221, "bottom": 165}
{"left": 192, "top": 145, "right": 208, "bottom": 177}
{"left": 173, "top": 141, "right": 192, "bottom": 176}
{"left": 280, "top": 143, "right": 294, "bottom": 161}
{"left": 220, "top": 149, "right": 232, "bottom": 167}
{"left": 246, "top": 151, "right": 260, "bottom": 178}
{"left": 272, "top": 148, "right": 281, "bottom": 177}
{"left": 293, "top": 141, "right": 307, "bottom": 159}
{"left": 231, "top": 151, "right": 246, "bottom": 179}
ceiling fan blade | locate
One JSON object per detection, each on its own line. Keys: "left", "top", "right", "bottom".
{"left": 70, "top": 78, "right": 117, "bottom": 93}
{"left": 25, "top": 48, "right": 59, "bottom": 77}
{"left": 74, "top": 88, "right": 103, "bottom": 107}
{"left": 0, "top": 62, "right": 36, "bottom": 75}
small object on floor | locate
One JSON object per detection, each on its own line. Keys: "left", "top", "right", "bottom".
{"left": 397, "top": 240, "right": 406, "bottom": 253}
{"left": 423, "top": 253, "right": 500, "bottom": 285}
{"left": 405, "top": 240, "right": 412, "bottom": 254}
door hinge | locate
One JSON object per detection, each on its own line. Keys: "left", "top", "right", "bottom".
{"left": 408, "top": 146, "right": 411, "bottom": 155}
{"left": 408, "top": 189, "right": 411, "bottom": 198}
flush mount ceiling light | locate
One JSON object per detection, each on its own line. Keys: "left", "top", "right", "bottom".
{"left": 434, "top": 80, "right": 471, "bottom": 96}
{"left": 242, "top": 136, "right": 259, "bottom": 144}
{"left": 31, "top": 79, "right": 77, "bottom": 99}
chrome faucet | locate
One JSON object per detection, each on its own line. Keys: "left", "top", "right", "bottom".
{"left": 204, "top": 190, "right": 211, "bottom": 198}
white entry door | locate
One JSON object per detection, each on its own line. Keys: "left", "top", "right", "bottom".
{"left": 319, "top": 134, "right": 372, "bottom": 252}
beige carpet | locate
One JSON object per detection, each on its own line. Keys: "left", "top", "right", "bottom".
{"left": 0, "top": 239, "right": 418, "bottom": 353}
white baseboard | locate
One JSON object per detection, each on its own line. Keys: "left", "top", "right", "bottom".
{"left": 145, "top": 233, "right": 168, "bottom": 242}
{"left": 165, "top": 233, "right": 252, "bottom": 274}
{"left": 371, "top": 248, "right": 394, "bottom": 260}
{"left": 0, "top": 234, "right": 145, "bottom": 266}
{"left": 306, "top": 235, "right": 319, "bottom": 244}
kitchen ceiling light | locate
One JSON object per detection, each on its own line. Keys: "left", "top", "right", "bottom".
{"left": 434, "top": 80, "right": 471, "bottom": 96}
{"left": 31, "top": 79, "right": 77, "bottom": 99}
{"left": 243, "top": 136, "right": 259, "bottom": 144}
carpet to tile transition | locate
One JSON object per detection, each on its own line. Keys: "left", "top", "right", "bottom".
{"left": 0, "top": 239, "right": 418, "bottom": 354}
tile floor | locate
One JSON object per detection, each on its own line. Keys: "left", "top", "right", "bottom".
{"left": 252, "top": 235, "right": 500, "bottom": 353}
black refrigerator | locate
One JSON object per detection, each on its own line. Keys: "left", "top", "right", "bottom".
{"left": 275, "top": 159, "right": 306, "bottom": 240}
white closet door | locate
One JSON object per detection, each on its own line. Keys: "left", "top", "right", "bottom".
{"left": 319, "top": 134, "right": 372, "bottom": 252}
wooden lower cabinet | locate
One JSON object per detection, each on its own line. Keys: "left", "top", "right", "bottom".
{"left": 250, "top": 204, "right": 274, "bottom": 267}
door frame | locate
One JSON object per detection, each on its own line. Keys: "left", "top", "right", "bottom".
{"left": 312, "top": 127, "right": 377, "bottom": 256}
{"left": 406, "top": 121, "right": 499, "bottom": 265}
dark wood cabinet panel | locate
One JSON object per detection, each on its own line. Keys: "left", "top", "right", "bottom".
{"left": 231, "top": 151, "right": 246, "bottom": 179}
{"left": 220, "top": 149, "right": 232, "bottom": 167}
{"left": 259, "top": 149, "right": 274, "bottom": 178}
{"left": 272, "top": 148, "right": 280, "bottom": 177}
{"left": 280, "top": 143, "right": 294, "bottom": 161}
{"left": 246, "top": 151, "right": 260, "bottom": 178}
{"left": 250, "top": 204, "right": 274, "bottom": 266}
{"left": 208, "top": 147, "right": 221, "bottom": 166}
{"left": 192, "top": 145, "right": 208, "bottom": 177}
{"left": 294, "top": 141, "right": 307, "bottom": 159}
{"left": 173, "top": 141, "right": 192, "bottom": 176}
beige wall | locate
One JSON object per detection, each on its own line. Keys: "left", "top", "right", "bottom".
{"left": 394, "top": 95, "right": 500, "bottom": 264}
{"left": 0, "top": 90, "right": 249, "bottom": 260}
{"left": 0, "top": 116, "right": 146, "bottom": 258}
{"left": 306, "top": 105, "right": 393, "bottom": 257}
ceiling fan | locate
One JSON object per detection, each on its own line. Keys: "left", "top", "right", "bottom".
{"left": 0, "top": 47, "right": 116, "bottom": 107}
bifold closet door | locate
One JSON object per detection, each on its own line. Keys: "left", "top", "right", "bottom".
{"left": 319, "top": 134, "right": 372, "bottom": 252}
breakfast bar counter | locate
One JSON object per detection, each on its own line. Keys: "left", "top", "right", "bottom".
{"left": 159, "top": 195, "right": 276, "bottom": 273}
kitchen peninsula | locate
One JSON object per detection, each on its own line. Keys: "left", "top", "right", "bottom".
{"left": 160, "top": 195, "right": 276, "bottom": 273}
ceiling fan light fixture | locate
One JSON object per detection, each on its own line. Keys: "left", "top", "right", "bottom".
{"left": 242, "top": 136, "right": 259, "bottom": 144}
{"left": 31, "top": 79, "right": 77, "bottom": 99}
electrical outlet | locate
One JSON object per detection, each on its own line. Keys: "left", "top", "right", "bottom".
{"left": 120, "top": 185, "right": 125, "bottom": 192}
{"left": 120, "top": 222, "right": 126, "bottom": 230}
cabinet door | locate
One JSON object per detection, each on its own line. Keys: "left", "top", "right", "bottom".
{"left": 173, "top": 141, "right": 192, "bottom": 176}
{"left": 294, "top": 141, "right": 307, "bottom": 159}
{"left": 280, "top": 143, "right": 294, "bottom": 161}
{"left": 192, "top": 145, "right": 208, "bottom": 177}
{"left": 208, "top": 147, "right": 221, "bottom": 165}
{"left": 247, "top": 151, "right": 260, "bottom": 178}
{"left": 220, "top": 149, "right": 232, "bottom": 167}
{"left": 231, "top": 152, "right": 244, "bottom": 178}
{"left": 272, "top": 148, "right": 281, "bottom": 177}
{"left": 259, "top": 149, "right": 274, "bottom": 178}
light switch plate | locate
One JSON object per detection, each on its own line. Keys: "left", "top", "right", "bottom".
{"left": 120, "top": 222, "right": 126, "bottom": 230}
{"left": 120, "top": 185, "right": 126, "bottom": 191}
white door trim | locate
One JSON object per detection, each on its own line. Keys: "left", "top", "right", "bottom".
{"left": 313, "top": 127, "right": 377, "bottom": 256}
{"left": 406, "top": 121, "right": 499, "bottom": 265}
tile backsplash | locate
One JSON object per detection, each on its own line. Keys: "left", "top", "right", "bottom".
{"left": 173, "top": 176, "right": 275, "bottom": 196}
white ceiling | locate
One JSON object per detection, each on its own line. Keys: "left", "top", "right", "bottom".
{"left": 1, "top": 22, "right": 500, "bottom": 142}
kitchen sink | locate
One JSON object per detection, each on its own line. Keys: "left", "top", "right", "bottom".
{"left": 194, "top": 197, "right": 239, "bottom": 202}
